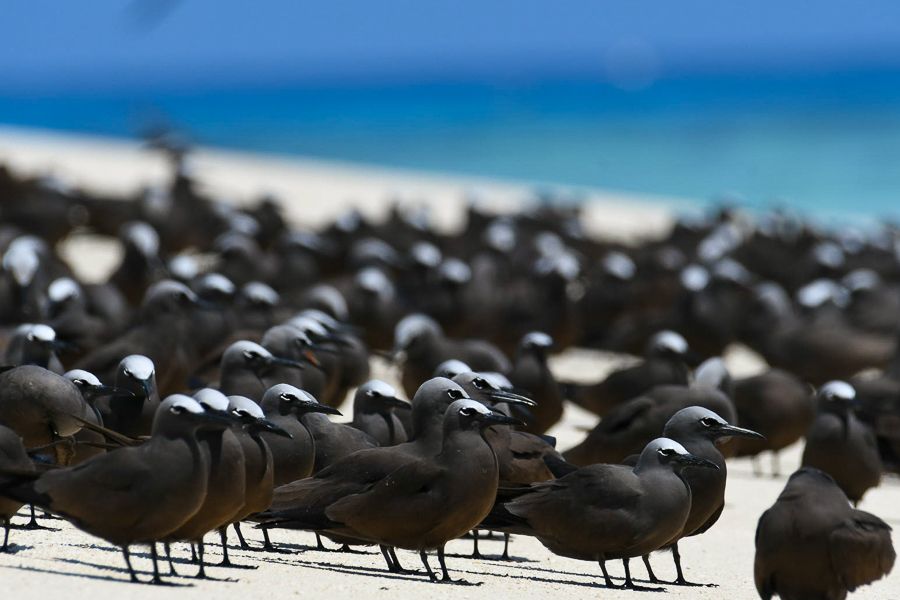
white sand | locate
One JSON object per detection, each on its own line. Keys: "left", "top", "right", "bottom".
{"left": 0, "top": 127, "right": 897, "bottom": 599}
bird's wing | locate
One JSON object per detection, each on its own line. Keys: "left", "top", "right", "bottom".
{"left": 35, "top": 447, "right": 152, "bottom": 523}
{"left": 596, "top": 395, "right": 656, "bottom": 434}
{"left": 324, "top": 458, "right": 445, "bottom": 537}
{"left": 829, "top": 511, "right": 896, "bottom": 591}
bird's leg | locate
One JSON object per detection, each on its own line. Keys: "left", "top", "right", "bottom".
{"left": 24, "top": 504, "right": 55, "bottom": 530}
{"left": 388, "top": 547, "right": 411, "bottom": 573}
{"left": 623, "top": 557, "right": 665, "bottom": 592}
{"left": 770, "top": 452, "right": 780, "bottom": 478}
{"left": 315, "top": 533, "right": 327, "bottom": 550}
{"left": 234, "top": 523, "right": 251, "bottom": 550}
{"left": 164, "top": 543, "right": 178, "bottom": 576}
{"left": 195, "top": 540, "right": 207, "bottom": 579}
{"left": 470, "top": 529, "right": 483, "bottom": 559}
{"left": 2, "top": 518, "right": 10, "bottom": 552}
{"left": 190, "top": 543, "right": 198, "bottom": 563}
{"left": 259, "top": 527, "right": 292, "bottom": 554}
{"left": 419, "top": 550, "right": 438, "bottom": 581}
{"left": 150, "top": 544, "right": 164, "bottom": 585}
{"left": 218, "top": 527, "right": 233, "bottom": 566}
{"left": 122, "top": 545, "right": 140, "bottom": 583}
{"left": 437, "top": 545, "right": 453, "bottom": 582}
{"left": 380, "top": 545, "right": 397, "bottom": 572}
{"left": 642, "top": 554, "right": 659, "bottom": 583}
{"left": 598, "top": 560, "right": 619, "bottom": 588}
{"left": 501, "top": 533, "right": 511, "bottom": 560}
{"left": 671, "top": 542, "right": 705, "bottom": 586}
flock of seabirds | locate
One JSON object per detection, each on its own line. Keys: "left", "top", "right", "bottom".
{"left": 0, "top": 151, "right": 897, "bottom": 600}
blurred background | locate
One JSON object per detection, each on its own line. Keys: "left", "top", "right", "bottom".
{"left": 2, "top": 1, "right": 900, "bottom": 219}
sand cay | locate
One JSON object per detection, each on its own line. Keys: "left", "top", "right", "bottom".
{"left": 0, "top": 127, "right": 897, "bottom": 599}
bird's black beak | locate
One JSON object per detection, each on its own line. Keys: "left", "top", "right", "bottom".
{"left": 300, "top": 403, "right": 342, "bottom": 416}
{"left": 51, "top": 339, "right": 78, "bottom": 352}
{"left": 488, "top": 390, "right": 537, "bottom": 407}
{"left": 676, "top": 454, "right": 719, "bottom": 470}
{"left": 480, "top": 412, "right": 525, "bottom": 428}
{"left": 253, "top": 417, "right": 293, "bottom": 439}
{"left": 717, "top": 424, "right": 765, "bottom": 440}
{"left": 141, "top": 379, "right": 153, "bottom": 399}
{"left": 382, "top": 396, "right": 412, "bottom": 410}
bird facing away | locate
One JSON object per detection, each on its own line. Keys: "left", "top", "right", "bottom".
{"left": 485, "top": 437, "right": 718, "bottom": 590}
{"left": 755, "top": 467, "right": 895, "bottom": 600}
{"left": 801, "top": 381, "right": 882, "bottom": 504}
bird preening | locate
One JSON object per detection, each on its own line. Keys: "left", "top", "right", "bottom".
{"left": 0, "top": 155, "right": 897, "bottom": 599}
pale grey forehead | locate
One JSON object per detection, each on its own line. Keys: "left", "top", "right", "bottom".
{"left": 27, "top": 324, "right": 56, "bottom": 342}
{"left": 652, "top": 330, "right": 688, "bottom": 353}
{"left": 363, "top": 379, "right": 397, "bottom": 397}
{"left": 603, "top": 252, "right": 636, "bottom": 280}
{"left": 228, "top": 395, "right": 264, "bottom": 418}
{"left": 434, "top": 359, "right": 472, "bottom": 378}
{"left": 288, "top": 315, "right": 329, "bottom": 337}
{"left": 168, "top": 255, "right": 201, "bottom": 280}
{"left": 193, "top": 388, "right": 230, "bottom": 410}
{"left": 64, "top": 369, "right": 101, "bottom": 386}
{"left": 812, "top": 241, "right": 845, "bottom": 268}
{"left": 820, "top": 380, "right": 855, "bottom": 400}
{"left": 356, "top": 267, "right": 392, "bottom": 292}
{"left": 450, "top": 399, "right": 491, "bottom": 414}
{"left": 395, "top": 314, "right": 440, "bottom": 343}
{"left": 693, "top": 357, "right": 729, "bottom": 388}
{"left": 48, "top": 277, "right": 81, "bottom": 302}
{"left": 162, "top": 394, "right": 204, "bottom": 414}
{"left": 479, "top": 371, "right": 513, "bottom": 390}
{"left": 229, "top": 340, "right": 271, "bottom": 356}
{"left": 199, "top": 273, "right": 236, "bottom": 295}
{"left": 121, "top": 355, "right": 155, "bottom": 379}
{"left": 266, "top": 383, "right": 315, "bottom": 402}
{"left": 411, "top": 242, "right": 442, "bottom": 267}
{"left": 243, "top": 282, "right": 280, "bottom": 305}
{"left": 680, "top": 264, "right": 710, "bottom": 291}
{"left": 796, "top": 279, "right": 845, "bottom": 308}
{"left": 124, "top": 222, "right": 160, "bottom": 256}
{"left": 647, "top": 437, "right": 688, "bottom": 454}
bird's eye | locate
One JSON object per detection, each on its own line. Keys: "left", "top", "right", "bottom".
{"left": 459, "top": 406, "right": 476, "bottom": 417}
{"left": 279, "top": 393, "right": 293, "bottom": 402}
{"left": 700, "top": 417, "right": 718, "bottom": 428}
{"left": 447, "top": 389, "right": 465, "bottom": 400}
{"left": 169, "top": 405, "right": 185, "bottom": 414}
{"left": 73, "top": 379, "right": 86, "bottom": 386}
{"left": 123, "top": 369, "right": 132, "bottom": 378}
{"left": 243, "top": 351, "right": 260, "bottom": 361}
{"left": 366, "top": 389, "right": 381, "bottom": 398}
{"left": 657, "top": 448, "right": 677, "bottom": 457}
{"left": 473, "top": 378, "right": 488, "bottom": 389}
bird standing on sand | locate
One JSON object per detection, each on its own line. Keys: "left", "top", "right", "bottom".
{"left": 755, "top": 467, "right": 895, "bottom": 600}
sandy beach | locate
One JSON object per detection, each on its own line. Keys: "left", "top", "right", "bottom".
{"left": 0, "top": 127, "right": 897, "bottom": 599}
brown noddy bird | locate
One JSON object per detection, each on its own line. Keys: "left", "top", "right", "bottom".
{"left": 94, "top": 355, "right": 159, "bottom": 438}
{"left": 63, "top": 369, "right": 124, "bottom": 465}
{"left": 260, "top": 396, "right": 519, "bottom": 582}
{"left": 732, "top": 369, "right": 814, "bottom": 476}
{"left": 218, "top": 340, "right": 306, "bottom": 401}
{"left": 801, "top": 381, "right": 882, "bottom": 504}
{"left": 162, "top": 388, "right": 247, "bottom": 576}
{"left": 560, "top": 330, "right": 691, "bottom": 417}
{"left": 622, "top": 407, "right": 763, "bottom": 586}
{"left": 0, "top": 395, "right": 232, "bottom": 584}
{"left": 393, "top": 313, "right": 511, "bottom": 399}
{"left": 76, "top": 280, "right": 209, "bottom": 396}
{"left": 564, "top": 360, "right": 736, "bottom": 466}
{"left": 259, "top": 384, "right": 341, "bottom": 486}
{"left": 0, "top": 424, "right": 34, "bottom": 551}
{"left": 0, "top": 365, "right": 87, "bottom": 465}
{"left": 224, "top": 395, "right": 292, "bottom": 552}
{"left": 484, "top": 438, "right": 718, "bottom": 590}
{"left": 508, "top": 331, "right": 563, "bottom": 434}
{"left": 3, "top": 323, "right": 66, "bottom": 374}
{"left": 349, "top": 380, "right": 411, "bottom": 446}
{"left": 755, "top": 467, "right": 895, "bottom": 600}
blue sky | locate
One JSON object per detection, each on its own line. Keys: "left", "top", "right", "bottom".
{"left": 3, "top": 1, "right": 900, "bottom": 91}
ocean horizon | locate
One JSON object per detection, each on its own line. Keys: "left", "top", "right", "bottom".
{"left": 3, "top": 67, "right": 900, "bottom": 221}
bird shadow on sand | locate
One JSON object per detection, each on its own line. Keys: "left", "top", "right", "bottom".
{"left": 0, "top": 561, "right": 195, "bottom": 587}
{"left": 475, "top": 568, "right": 668, "bottom": 593}
{"left": 0, "top": 543, "right": 34, "bottom": 554}
{"left": 292, "top": 559, "right": 483, "bottom": 586}
{"left": 445, "top": 552, "right": 538, "bottom": 564}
